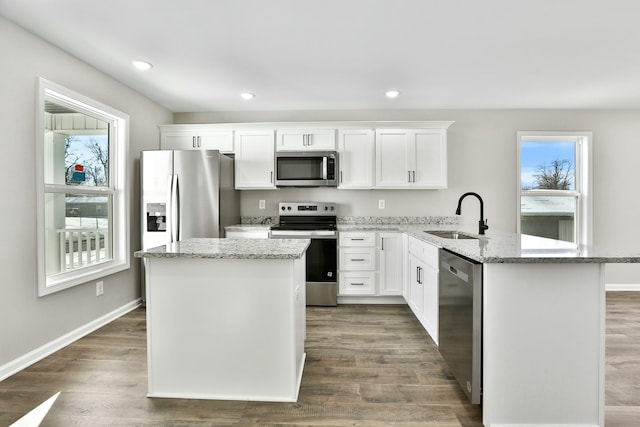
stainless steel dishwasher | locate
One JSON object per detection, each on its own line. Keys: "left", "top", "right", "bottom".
{"left": 439, "top": 248, "right": 483, "bottom": 404}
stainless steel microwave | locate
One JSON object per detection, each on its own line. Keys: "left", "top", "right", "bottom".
{"left": 275, "top": 151, "right": 338, "bottom": 187}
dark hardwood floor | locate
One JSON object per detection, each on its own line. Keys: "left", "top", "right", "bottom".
{"left": 0, "top": 292, "right": 639, "bottom": 426}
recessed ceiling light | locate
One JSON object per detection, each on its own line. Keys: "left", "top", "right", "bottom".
{"left": 385, "top": 90, "right": 400, "bottom": 98}
{"left": 132, "top": 60, "right": 153, "bottom": 70}
{"left": 240, "top": 92, "right": 255, "bottom": 100}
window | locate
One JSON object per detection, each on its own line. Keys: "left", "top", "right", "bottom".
{"left": 36, "top": 78, "right": 129, "bottom": 296}
{"left": 517, "top": 132, "right": 592, "bottom": 246}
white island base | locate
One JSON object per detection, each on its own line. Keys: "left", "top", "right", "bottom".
{"left": 483, "top": 262, "right": 605, "bottom": 427}
{"left": 144, "top": 255, "right": 306, "bottom": 402}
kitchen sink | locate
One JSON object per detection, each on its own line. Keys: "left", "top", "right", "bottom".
{"left": 424, "top": 230, "right": 478, "bottom": 240}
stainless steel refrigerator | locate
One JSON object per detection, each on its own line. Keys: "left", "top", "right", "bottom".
{"left": 140, "top": 149, "right": 240, "bottom": 303}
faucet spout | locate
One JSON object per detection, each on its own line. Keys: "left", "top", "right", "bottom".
{"left": 456, "top": 192, "right": 489, "bottom": 235}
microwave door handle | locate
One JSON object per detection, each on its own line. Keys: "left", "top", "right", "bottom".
{"left": 323, "top": 156, "right": 328, "bottom": 180}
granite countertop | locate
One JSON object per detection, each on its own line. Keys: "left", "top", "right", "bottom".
{"left": 225, "top": 219, "right": 640, "bottom": 264}
{"left": 134, "top": 237, "right": 310, "bottom": 260}
{"left": 341, "top": 224, "right": 640, "bottom": 264}
{"left": 225, "top": 224, "right": 271, "bottom": 232}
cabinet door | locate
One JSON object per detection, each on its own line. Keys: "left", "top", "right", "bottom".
{"left": 306, "top": 130, "right": 336, "bottom": 150}
{"left": 234, "top": 130, "right": 275, "bottom": 189}
{"left": 276, "top": 130, "right": 306, "bottom": 151}
{"left": 160, "top": 130, "right": 234, "bottom": 153}
{"left": 276, "top": 129, "right": 336, "bottom": 151}
{"left": 198, "top": 131, "right": 234, "bottom": 152}
{"left": 160, "top": 132, "right": 199, "bottom": 150}
{"left": 412, "top": 129, "right": 447, "bottom": 188}
{"left": 378, "top": 232, "right": 403, "bottom": 296}
{"left": 337, "top": 129, "right": 374, "bottom": 189}
{"left": 408, "top": 254, "right": 425, "bottom": 319}
{"left": 375, "top": 130, "right": 411, "bottom": 188}
{"left": 422, "top": 264, "right": 439, "bottom": 344}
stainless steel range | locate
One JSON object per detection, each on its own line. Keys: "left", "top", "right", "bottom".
{"left": 270, "top": 202, "right": 337, "bottom": 306}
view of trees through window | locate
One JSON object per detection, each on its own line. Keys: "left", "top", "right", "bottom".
{"left": 44, "top": 101, "right": 112, "bottom": 276}
{"left": 65, "top": 135, "right": 109, "bottom": 186}
{"left": 520, "top": 140, "right": 578, "bottom": 243}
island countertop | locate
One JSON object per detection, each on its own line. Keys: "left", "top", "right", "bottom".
{"left": 134, "top": 237, "right": 310, "bottom": 260}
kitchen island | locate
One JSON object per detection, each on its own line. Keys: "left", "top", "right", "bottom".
{"left": 134, "top": 237, "right": 309, "bottom": 402}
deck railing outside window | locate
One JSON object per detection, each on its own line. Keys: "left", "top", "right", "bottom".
{"left": 57, "top": 228, "right": 108, "bottom": 271}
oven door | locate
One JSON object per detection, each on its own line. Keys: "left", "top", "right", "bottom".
{"left": 270, "top": 230, "right": 338, "bottom": 306}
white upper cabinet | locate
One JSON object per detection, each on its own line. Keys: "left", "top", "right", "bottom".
{"left": 275, "top": 129, "right": 336, "bottom": 151}
{"left": 234, "top": 130, "right": 276, "bottom": 190}
{"left": 159, "top": 125, "right": 234, "bottom": 153}
{"left": 337, "top": 129, "right": 374, "bottom": 189}
{"left": 374, "top": 129, "right": 448, "bottom": 189}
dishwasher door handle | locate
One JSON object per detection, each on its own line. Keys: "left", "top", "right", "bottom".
{"left": 443, "top": 262, "right": 469, "bottom": 283}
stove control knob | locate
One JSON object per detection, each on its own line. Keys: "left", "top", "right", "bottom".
{"left": 330, "top": 206, "right": 335, "bottom": 211}
{"left": 324, "top": 206, "right": 328, "bottom": 211}
{"left": 287, "top": 206, "right": 292, "bottom": 211}
{"left": 281, "top": 206, "right": 285, "bottom": 211}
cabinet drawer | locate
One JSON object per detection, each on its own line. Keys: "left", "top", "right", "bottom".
{"left": 339, "top": 232, "right": 376, "bottom": 247}
{"left": 339, "top": 247, "right": 376, "bottom": 270}
{"left": 339, "top": 271, "right": 376, "bottom": 295}
{"left": 408, "top": 237, "right": 439, "bottom": 269}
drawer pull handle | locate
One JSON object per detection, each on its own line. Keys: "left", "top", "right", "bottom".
{"left": 350, "top": 238, "right": 365, "bottom": 241}
{"left": 351, "top": 282, "right": 365, "bottom": 286}
{"left": 351, "top": 258, "right": 365, "bottom": 262}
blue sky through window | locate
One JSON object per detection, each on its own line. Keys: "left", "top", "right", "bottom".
{"left": 521, "top": 141, "right": 575, "bottom": 190}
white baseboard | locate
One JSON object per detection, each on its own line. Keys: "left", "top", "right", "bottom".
{"left": 337, "top": 295, "right": 407, "bottom": 305}
{"left": 0, "top": 299, "right": 142, "bottom": 382}
{"left": 606, "top": 284, "right": 640, "bottom": 291}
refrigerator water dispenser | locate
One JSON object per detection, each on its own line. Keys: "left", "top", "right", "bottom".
{"left": 146, "top": 203, "right": 167, "bottom": 232}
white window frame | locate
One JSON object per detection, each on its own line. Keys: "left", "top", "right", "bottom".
{"left": 36, "top": 78, "right": 130, "bottom": 296}
{"left": 516, "top": 131, "right": 593, "bottom": 246}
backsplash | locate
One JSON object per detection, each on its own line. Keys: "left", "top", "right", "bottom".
{"left": 241, "top": 216, "right": 278, "bottom": 225}
{"left": 241, "top": 216, "right": 460, "bottom": 225}
{"left": 338, "top": 216, "right": 461, "bottom": 225}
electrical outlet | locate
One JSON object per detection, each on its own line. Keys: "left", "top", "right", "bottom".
{"left": 96, "top": 281, "right": 104, "bottom": 296}
{"left": 378, "top": 200, "right": 386, "bottom": 209}
{"left": 259, "top": 200, "right": 266, "bottom": 209}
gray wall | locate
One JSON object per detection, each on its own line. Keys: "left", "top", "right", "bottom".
{"left": 175, "top": 110, "right": 640, "bottom": 285}
{"left": 0, "top": 17, "right": 172, "bottom": 367}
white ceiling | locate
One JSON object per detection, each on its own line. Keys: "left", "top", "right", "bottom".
{"left": 2, "top": 0, "right": 640, "bottom": 112}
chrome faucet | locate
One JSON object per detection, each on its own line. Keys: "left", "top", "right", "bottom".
{"left": 455, "top": 192, "right": 489, "bottom": 235}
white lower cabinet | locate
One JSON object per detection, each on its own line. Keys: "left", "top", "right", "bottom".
{"left": 405, "top": 236, "right": 439, "bottom": 344}
{"left": 338, "top": 231, "right": 404, "bottom": 299}
{"left": 339, "top": 232, "right": 376, "bottom": 296}
{"left": 407, "top": 254, "right": 425, "bottom": 315}
{"left": 378, "top": 232, "right": 404, "bottom": 296}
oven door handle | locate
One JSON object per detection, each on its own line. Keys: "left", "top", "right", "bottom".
{"left": 270, "top": 231, "right": 337, "bottom": 239}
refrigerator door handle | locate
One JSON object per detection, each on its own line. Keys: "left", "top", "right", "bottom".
{"left": 170, "top": 174, "right": 180, "bottom": 242}
{"left": 165, "top": 174, "right": 174, "bottom": 242}
{"left": 174, "top": 174, "right": 181, "bottom": 241}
